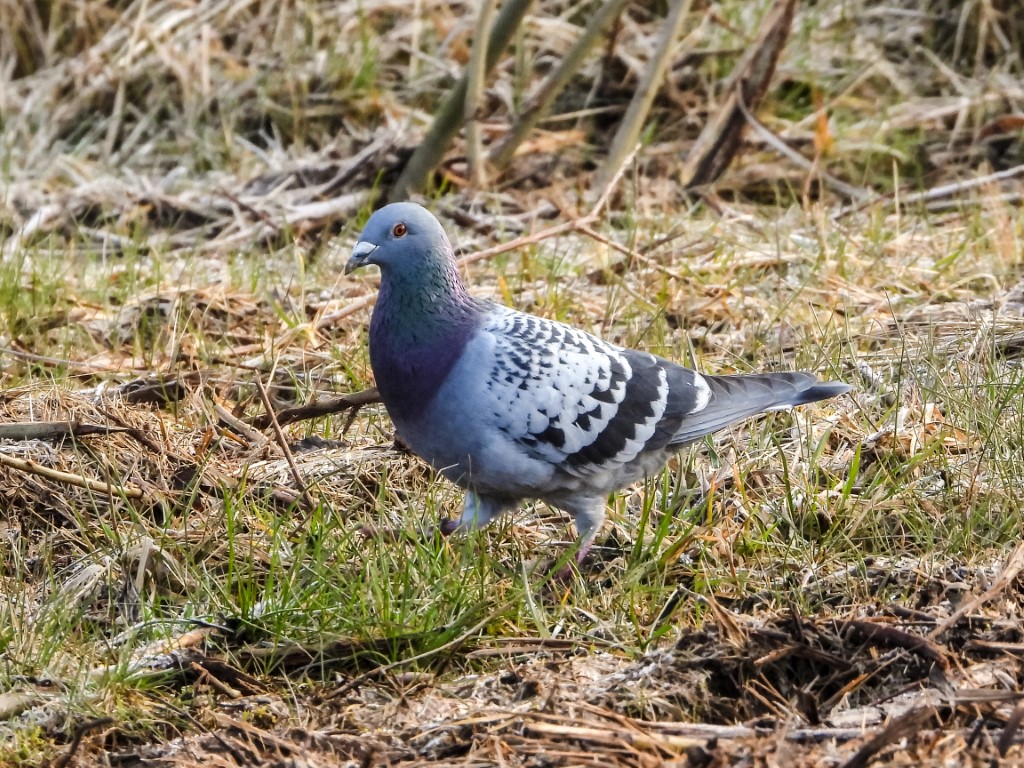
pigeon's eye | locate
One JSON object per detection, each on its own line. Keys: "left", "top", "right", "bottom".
{"left": 392, "top": 223, "right": 408, "bottom": 238}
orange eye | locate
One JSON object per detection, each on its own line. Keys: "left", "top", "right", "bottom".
{"left": 392, "top": 222, "right": 407, "bottom": 237}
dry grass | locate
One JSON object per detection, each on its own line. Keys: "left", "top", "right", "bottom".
{"left": 2, "top": 0, "right": 1024, "bottom": 765}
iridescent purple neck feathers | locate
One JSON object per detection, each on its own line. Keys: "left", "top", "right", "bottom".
{"left": 346, "top": 203, "right": 483, "bottom": 422}
{"left": 369, "top": 268, "right": 481, "bottom": 422}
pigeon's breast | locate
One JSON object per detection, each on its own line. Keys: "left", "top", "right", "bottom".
{"left": 369, "top": 304, "right": 476, "bottom": 425}
{"left": 395, "top": 331, "right": 559, "bottom": 496}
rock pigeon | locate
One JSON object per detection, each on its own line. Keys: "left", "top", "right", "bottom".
{"left": 346, "top": 202, "right": 850, "bottom": 561}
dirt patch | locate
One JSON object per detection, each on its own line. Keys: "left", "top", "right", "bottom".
{"left": 23, "top": 557, "right": 1021, "bottom": 766}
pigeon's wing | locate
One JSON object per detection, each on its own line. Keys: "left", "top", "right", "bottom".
{"left": 478, "top": 307, "right": 851, "bottom": 476}
{"left": 479, "top": 306, "right": 710, "bottom": 477}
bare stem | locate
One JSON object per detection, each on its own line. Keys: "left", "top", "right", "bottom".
{"left": 390, "top": 0, "right": 534, "bottom": 201}
{"left": 592, "top": 0, "right": 694, "bottom": 196}
{"left": 466, "top": 0, "right": 499, "bottom": 187}
{"left": 489, "top": 0, "right": 630, "bottom": 169}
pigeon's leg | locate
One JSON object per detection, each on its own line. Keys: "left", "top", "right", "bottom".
{"left": 438, "top": 491, "right": 513, "bottom": 535}
{"left": 555, "top": 495, "right": 607, "bottom": 563}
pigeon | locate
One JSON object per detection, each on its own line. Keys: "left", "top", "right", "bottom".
{"left": 346, "top": 202, "right": 850, "bottom": 562}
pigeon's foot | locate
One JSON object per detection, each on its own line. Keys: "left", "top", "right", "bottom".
{"left": 412, "top": 517, "right": 459, "bottom": 540}
{"left": 526, "top": 542, "right": 593, "bottom": 586}
{"left": 556, "top": 543, "right": 597, "bottom": 581}
{"left": 538, "top": 557, "right": 589, "bottom": 602}
{"left": 552, "top": 563, "right": 577, "bottom": 584}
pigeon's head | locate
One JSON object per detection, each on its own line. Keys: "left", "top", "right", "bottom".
{"left": 345, "top": 202, "right": 454, "bottom": 279}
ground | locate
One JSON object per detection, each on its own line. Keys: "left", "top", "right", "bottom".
{"left": 2, "top": 0, "right": 1024, "bottom": 766}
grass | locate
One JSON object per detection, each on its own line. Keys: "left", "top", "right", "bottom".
{"left": 8, "top": 219, "right": 1016, "bottom": 762}
{"left": 3, "top": 0, "right": 1024, "bottom": 765}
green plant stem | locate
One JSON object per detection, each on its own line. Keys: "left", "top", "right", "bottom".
{"left": 466, "top": 0, "right": 500, "bottom": 187}
{"left": 390, "top": 0, "right": 534, "bottom": 201}
{"left": 592, "top": 0, "right": 694, "bottom": 195}
{"left": 489, "top": 0, "right": 631, "bottom": 169}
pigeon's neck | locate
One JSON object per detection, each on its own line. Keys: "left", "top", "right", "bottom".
{"left": 370, "top": 261, "right": 480, "bottom": 423}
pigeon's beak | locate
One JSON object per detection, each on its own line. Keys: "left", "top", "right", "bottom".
{"left": 345, "top": 240, "right": 379, "bottom": 274}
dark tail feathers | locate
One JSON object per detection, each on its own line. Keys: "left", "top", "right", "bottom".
{"left": 670, "top": 371, "right": 850, "bottom": 446}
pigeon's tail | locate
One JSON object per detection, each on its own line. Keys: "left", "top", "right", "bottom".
{"left": 669, "top": 371, "right": 851, "bottom": 446}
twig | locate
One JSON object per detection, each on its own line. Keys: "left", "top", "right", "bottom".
{"left": 679, "top": 0, "right": 796, "bottom": 190}
{"left": 523, "top": 710, "right": 879, "bottom": 747}
{"left": 524, "top": 721, "right": 707, "bottom": 752}
{"left": 283, "top": 191, "right": 366, "bottom": 226}
{"left": 999, "top": 703, "right": 1024, "bottom": 757}
{"left": 843, "top": 619, "right": 949, "bottom": 668}
{"left": 963, "top": 639, "right": 1024, "bottom": 656}
{"left": 214, "top": 404, "right": 269, "bottom": 447}
{"left": 735, "top": 98, "right": 870, "bottom": 202}
{"left": 0, "top": 422, "right": 130, "bottom": 441}
{"left": 54, "top": 718, "right": 116, "bottom": 768}
{"left": 594, "top": 0, "right": 694, "bottom": 194}
{"left": 898, "top": 163, "right": 1024, "bottom": 206}
{"left": 253, "top": 376, "right": 317, "bottom": 513}
{"left": 247, "top": 387, "right": 381, "bottom": 430}
{"left": 927, "top": 541, "right": 1024, "bottom": 641}
{"left": 588, "top": 140, "right": 640, "bottom": 219}
{"left": 314, "top": 294, "right": 378, "bottom": 329}
{"left": 0, "top": 451, "right": 146, "bottom": 500}
{"left": 0, "top": 345, "right": 148, "bottom": 375}
{"left": 841, "top": 707, "right": 937, "bottom": 768}
{"left": 576, "top": 224, "right": 639, "bottom": 259}
{"left": 190, "top": 661, "right": 242, "bottom": 700}
{"left": 212, "top": 712, "right": 319, "bottom": 754}
{"left": 839, "top": 163, "right": 1024, "bottom": 219}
